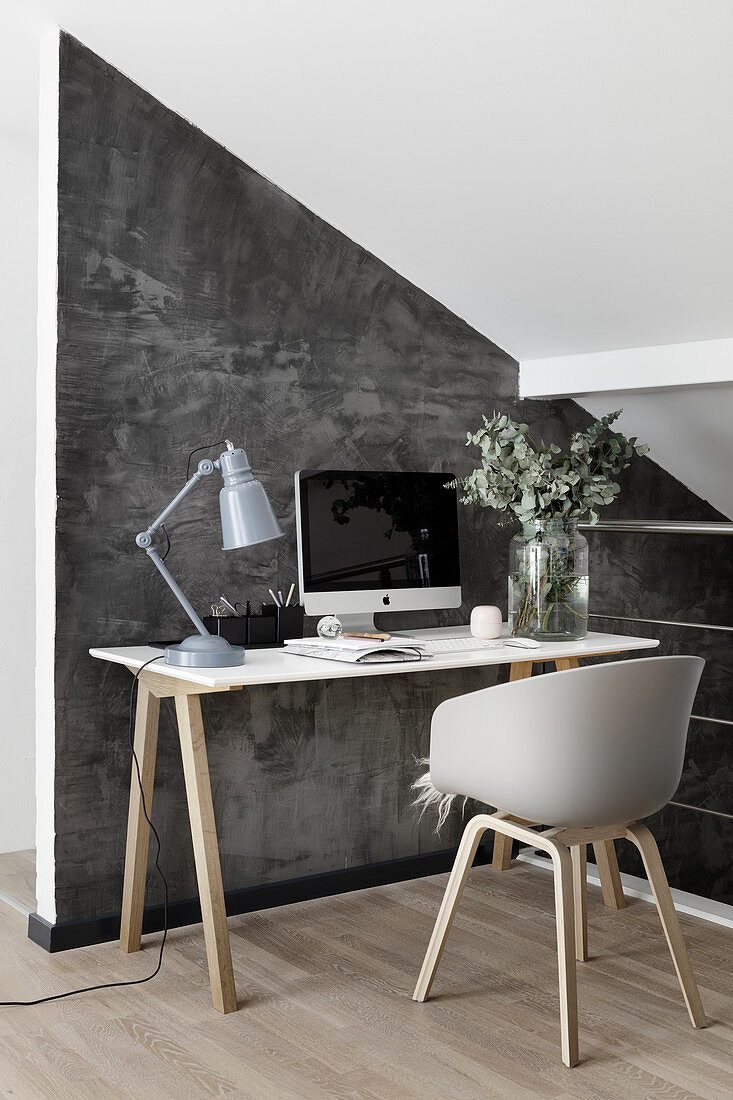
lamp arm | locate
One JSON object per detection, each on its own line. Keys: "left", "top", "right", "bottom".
{"left": 135, "top": 458, "right": 219, "bottom": 638}
{"left": 139, "top": 458, "right": 217, "bottom": 537}
{"left": 145, "top": 546, "right": 209, "bottom": 636}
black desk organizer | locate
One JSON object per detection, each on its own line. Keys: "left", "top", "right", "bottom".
{"left": 203, "top": 604, "right": 304, "bottom": 649}
{"left": 261, "top": 603, "right": 304, "bottom": 644}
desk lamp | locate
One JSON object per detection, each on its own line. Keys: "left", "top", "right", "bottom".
{"left": 135, "top": 440, "right": 283, "bottom": 667}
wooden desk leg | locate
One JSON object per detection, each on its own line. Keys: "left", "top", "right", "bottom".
{"left": 554, "top": 655, "right": 627, "bottom": 910}
{"left": 493, "top": 660, "right": 535, "bottom": 871}
{"left": 175, "top": 693, "right": 238, "bottom": 1014}
{"left": 120, "top": 682, "right": 161, "bottom": 953}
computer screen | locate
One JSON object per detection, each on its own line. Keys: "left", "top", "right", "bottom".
{"left": 296, "top": 470, "right": 460, "bottom": 597}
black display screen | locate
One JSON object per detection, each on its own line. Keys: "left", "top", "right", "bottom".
{"left": 298, "top": 471, "right": 460, "bottom": 593}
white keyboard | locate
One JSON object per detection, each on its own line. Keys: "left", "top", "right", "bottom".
{"left": 412, "top": 637, "right": 505, "bottom": 656}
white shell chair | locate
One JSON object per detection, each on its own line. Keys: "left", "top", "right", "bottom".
{"left": 413, "top": 656, "right": 707, "bottom": 1067}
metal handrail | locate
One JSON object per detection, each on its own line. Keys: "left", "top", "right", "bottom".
{"left": 584, "top": 517, "right": 732, "bottom": 821}
{"left": 579, "top": 519, "right": 733, "bottom": 535}
{"left": 692, "top": 713, "right": 733, "bottom": 728}
{"left": 669, "top": 801, "right": 733, "bottom": 822}
{"left": 589, "top": 612, "right": 733, "bottom": 633}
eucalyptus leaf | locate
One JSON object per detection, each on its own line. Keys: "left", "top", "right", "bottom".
{"left": 451, "top": 409, "right": 649, "bottom": 524}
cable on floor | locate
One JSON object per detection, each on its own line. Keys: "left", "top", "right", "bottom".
{"left": 0, "top": 655, "right": 168, "bottom": 1007}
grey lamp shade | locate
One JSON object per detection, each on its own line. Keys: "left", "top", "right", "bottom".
{"left": 218, "top": 447, "right": 284, "bottom": 550}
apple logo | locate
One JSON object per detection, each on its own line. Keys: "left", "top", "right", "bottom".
{"left": 382, "top": 594, "right": 391, "bottom": 606}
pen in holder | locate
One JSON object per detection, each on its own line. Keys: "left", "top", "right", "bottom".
{"left": 262, "top": 602, "right": 305, "bottom": 644}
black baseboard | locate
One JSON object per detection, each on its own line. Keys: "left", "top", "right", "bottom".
{"left": 27, "top": 841, "right": 493, "bottom": 953}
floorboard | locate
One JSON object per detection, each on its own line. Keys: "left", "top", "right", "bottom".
{"left": 0, "top": 862, "right": 730, "bottom": 1098}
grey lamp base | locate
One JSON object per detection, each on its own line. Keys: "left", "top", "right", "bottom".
{"left": 165, "top": 633, "right": 246, "bottom": 668}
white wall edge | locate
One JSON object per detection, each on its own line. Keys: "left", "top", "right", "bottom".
{"left": 35, "top": 26, "right": 60, "bottom": 925}
{"left": 517, "top": 851, "right": 733, "bottom": 930}
{"left": 519, "top": 337, "right": 733, "bottom": 399}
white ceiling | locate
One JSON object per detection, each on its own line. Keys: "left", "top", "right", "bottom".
{"left": 578, "top": 387, "right": 733, "bottom": 519}
{"left": 5, "top": 0, "right": 733, "bottom": 361}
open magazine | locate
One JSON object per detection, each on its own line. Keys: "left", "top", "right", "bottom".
{"left": 283, "top": 635, "right": 427, "bottom": 664}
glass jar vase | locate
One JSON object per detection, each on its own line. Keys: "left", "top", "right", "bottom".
{"left": 508, "top": 518, "right": 589, "bottom": 641}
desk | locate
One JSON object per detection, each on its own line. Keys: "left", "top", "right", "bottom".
{"left": 91, "top": 627, "right": 658, "bottom": 1013}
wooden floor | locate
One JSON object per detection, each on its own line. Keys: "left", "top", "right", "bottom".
{"left": 0, "top": 861, "right": 731, "bottom": 1099}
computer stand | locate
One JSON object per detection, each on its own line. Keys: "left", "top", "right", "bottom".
{"left": 336, "top": 613, "right": 378, "bottom": 634}
{"left": 334, "top": 615, "right": 451, "bottom": 637}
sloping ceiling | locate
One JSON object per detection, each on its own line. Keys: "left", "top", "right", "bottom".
{"left": 3, "top": 1, "right": 732, "bottom": 524}
{"left": 7, "top": 0, "right": 733, "bottom": 361}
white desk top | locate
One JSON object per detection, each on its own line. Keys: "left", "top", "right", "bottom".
{"left": 90, "top": 626, "right": 659, "bottom": 689}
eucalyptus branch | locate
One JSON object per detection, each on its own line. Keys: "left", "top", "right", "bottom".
{"left": 451, "top": 409, "right": 649, "bottom": 525}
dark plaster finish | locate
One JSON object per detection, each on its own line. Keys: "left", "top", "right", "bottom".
{"left": 588, "top": 531, "right": 733, "bottom": 627}
{"left": 55, "top": 35, "right": 525, "bottom": 923}
{"left": 678, "top": 718, "right": 732, "bottom": 817}
{"left": 591, "top": 617, "right": 733, "bottom": 903}
{"left": 54, "top": 35, "right": 732, "bottom": 927}
{"left": 613, "top": 804, "right": 733, "bottom": 906}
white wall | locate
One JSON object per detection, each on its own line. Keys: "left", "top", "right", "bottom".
{"left": 33, "top": 28, "right": 59, "bottom": 922}
{"left": 0, "top": 9, "right": 40, "bottom": 854}
{"left": 0, "top": 158, "right": 37, "bottom": 853}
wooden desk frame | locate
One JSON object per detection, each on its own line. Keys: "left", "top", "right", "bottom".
{"left": 118, "top": 651, "right": 629, "bottom": 1014}
{"left": 120, "top": 668, "right": 241, "bottom": 1013}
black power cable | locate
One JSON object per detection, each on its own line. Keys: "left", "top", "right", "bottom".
{"left": 185, "top": 438, "right": 229, "bottom": 481}
{"left": 160, "top": 523, "right": 171, "bottom": 562}
{"left": 162, "top": 439, "right": 230, "bottom": 563}
{"left": 1, "top": 655, "right": 168, "bottom": 1007}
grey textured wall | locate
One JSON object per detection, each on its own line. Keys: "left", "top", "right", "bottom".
{"left": 54, "top": 35, "right": 731, "bottom": 927}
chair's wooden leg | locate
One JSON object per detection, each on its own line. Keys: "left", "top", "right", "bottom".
{"left": 492, "top": 829, "right": 514, "bottom": 871}
{"left": 413, "top": 816, "right": 489, "bottom": 1002}
{"left": 571, "top": 845, "right": 588, "bottom": 962}
{"left": 625, "top": 823, "right": 707, "bottom": 1028}
{"left": 547, "top": 840, "right": 579, "bottom": 1068}
{"left": 120, "top": 682, "right": 161, "bottom": 953}
{"left": 493, "top": 661, "right": 536, "bottom": 872}
{"left": 593, "top": 839, "right": 626, "bottom": 910}
{"left": 175, "top": 693, "right": 238, "bottom": 1014}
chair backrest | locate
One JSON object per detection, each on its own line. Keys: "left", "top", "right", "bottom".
{"left": 429, "top": 656, "right": 704, "bottom": 828}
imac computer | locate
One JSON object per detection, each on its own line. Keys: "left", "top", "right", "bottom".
{"left": 294, "top": 469, "right": 462, "bottom": 632}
